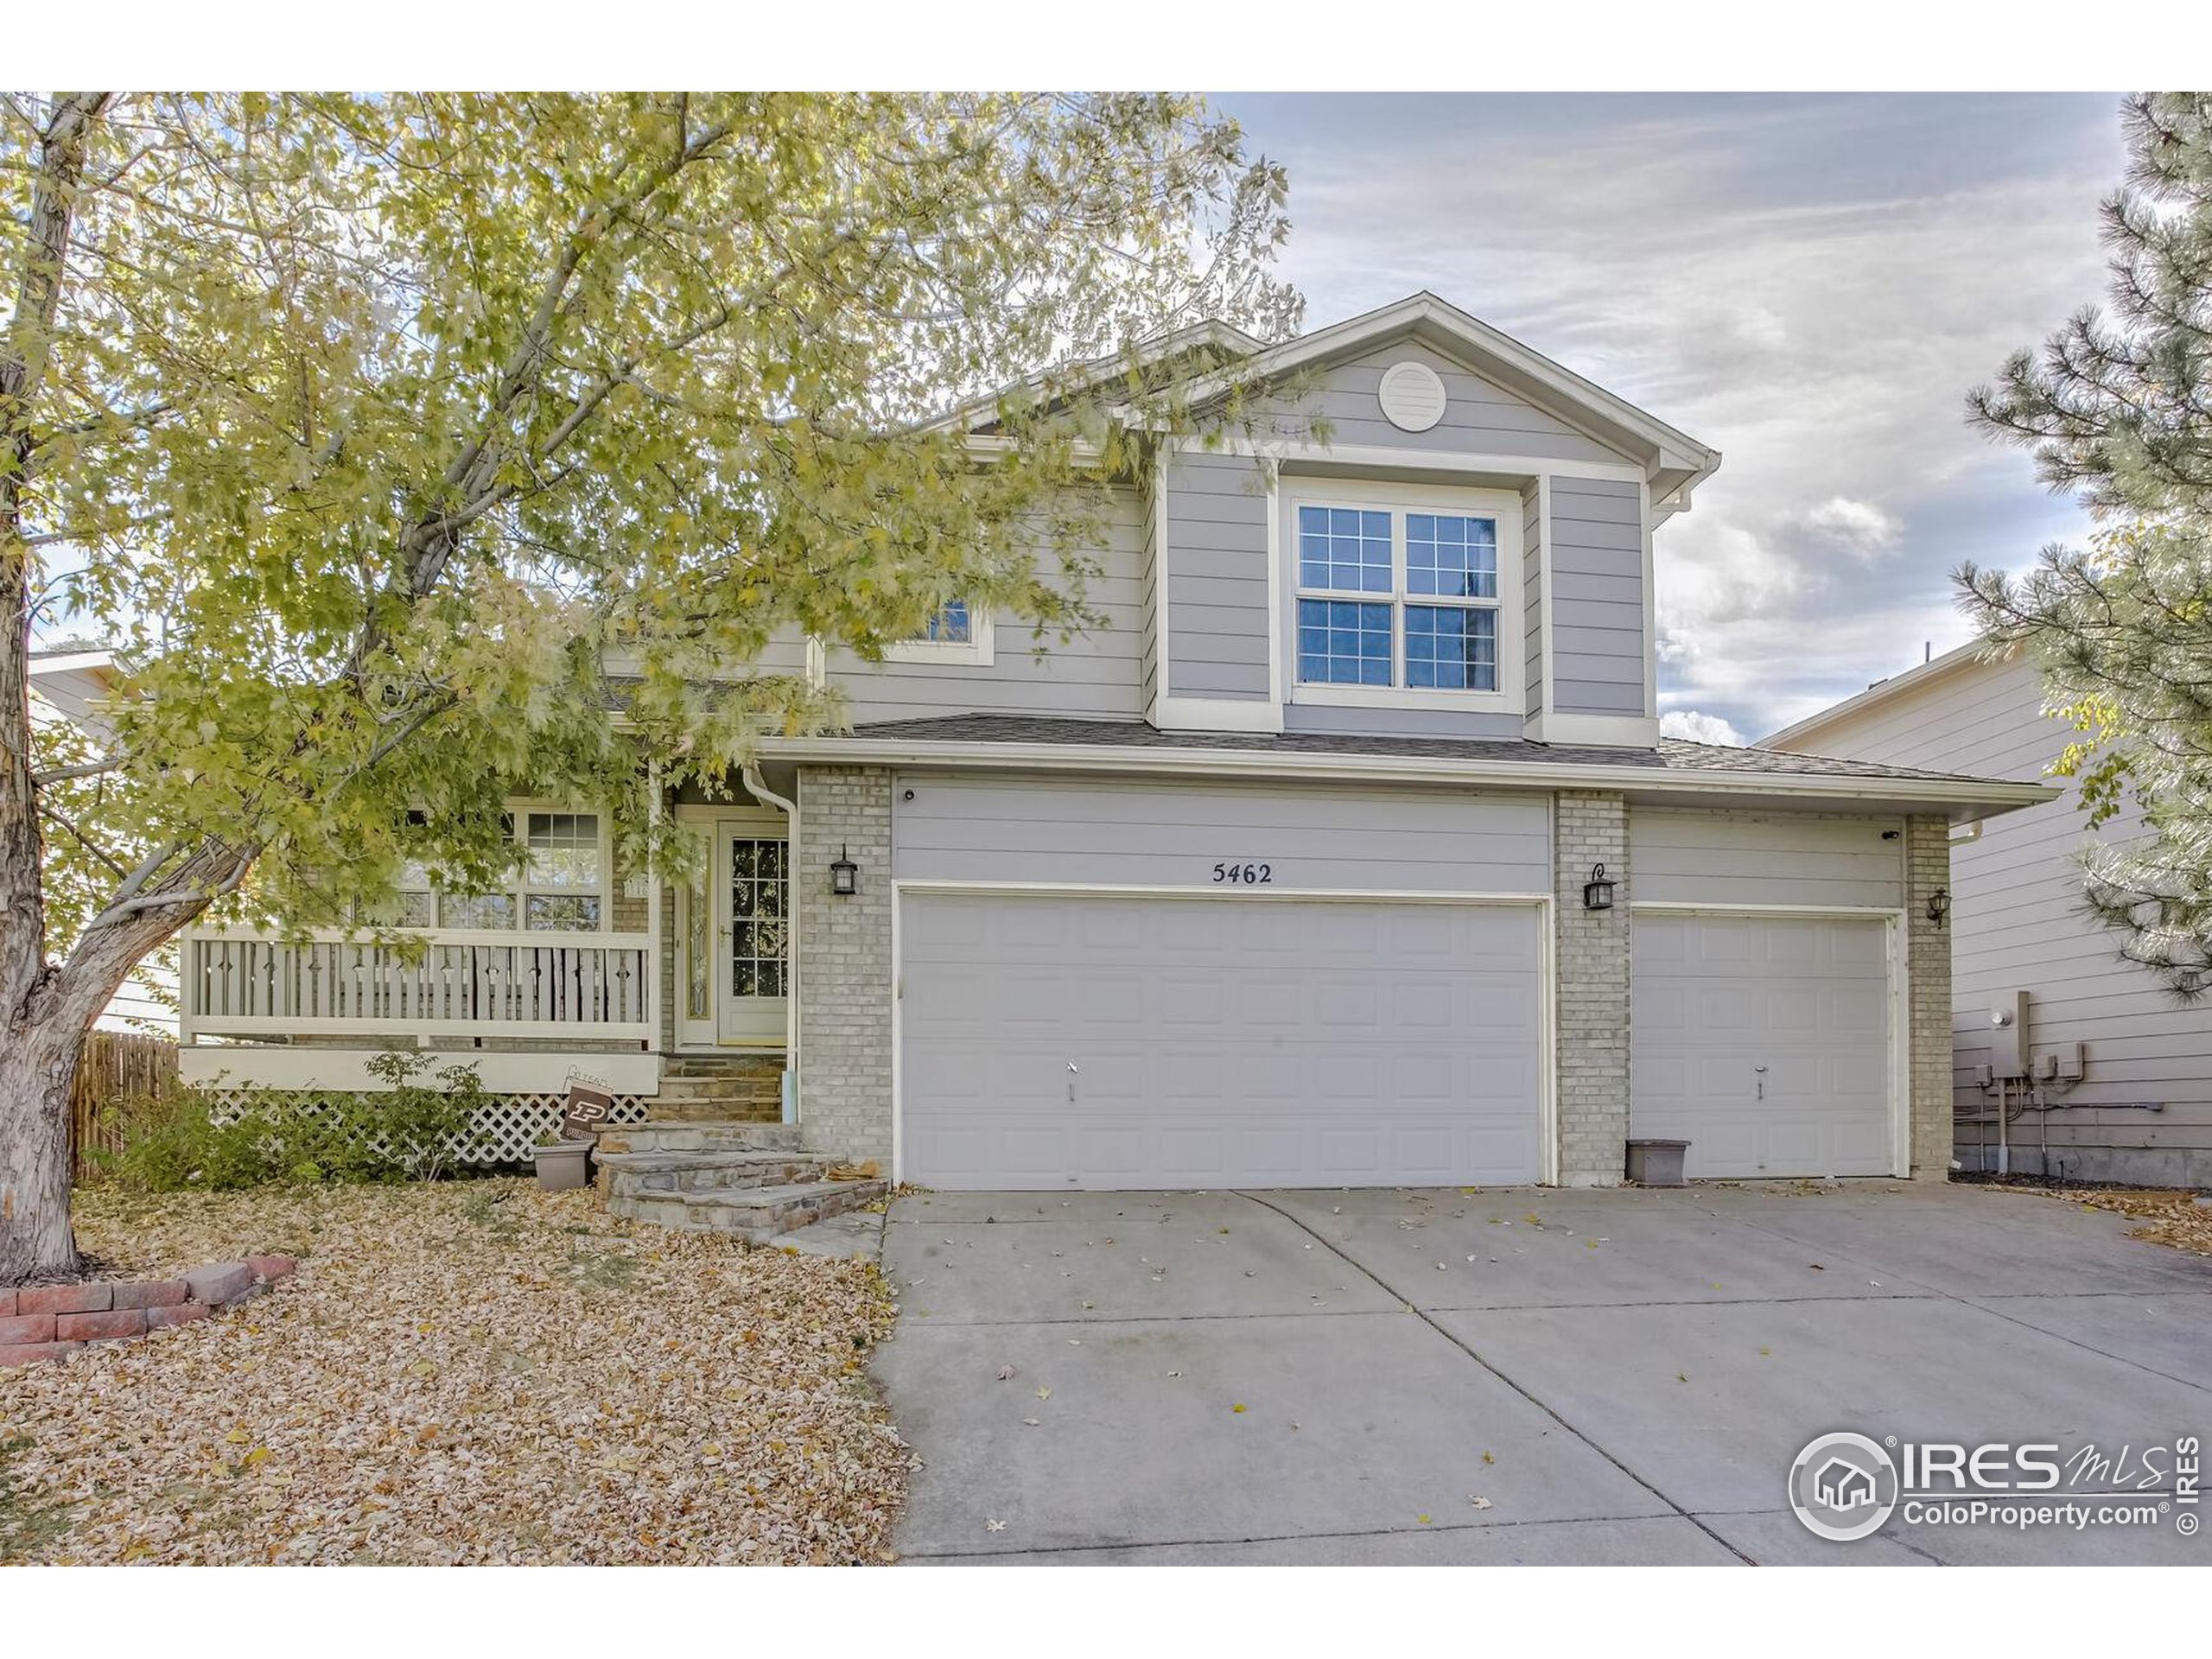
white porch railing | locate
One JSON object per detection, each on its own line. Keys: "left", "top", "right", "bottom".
{"left": 179, "top": 927, "right": 656, "bottom": 1045}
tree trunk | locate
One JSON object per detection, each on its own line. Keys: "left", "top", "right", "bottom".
{"left": 0, "top": 1019, "right": 84, "bottom": 1281}
{"left": 1, "top": 94, "right": 111, "bottom": 1285}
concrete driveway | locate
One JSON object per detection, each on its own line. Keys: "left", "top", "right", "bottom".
{"left": 872, "top": 1182, "right": 2212, "bottom": 1564}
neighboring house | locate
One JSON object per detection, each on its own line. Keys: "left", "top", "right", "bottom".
{"left": 170, "top": 292, "right": 2050, "bottom": 1186}
{"left": 1770, "top": 642, "right": 2211, "bottom": 1186}
{"left": 27, "top": 647, "right": 179, "bottom": 1036}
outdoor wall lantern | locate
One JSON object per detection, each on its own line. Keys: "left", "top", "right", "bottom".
{"left": 1928, "top": 886, "right": 1950, "bottom": 929}
{"left": 1583, "top": 863, "right": 1616, "bottom": 911}
{"left": 830, "top": 846, "right": 860, "bottom": 898}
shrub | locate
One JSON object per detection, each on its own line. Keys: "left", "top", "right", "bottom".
{"left": 105, "top": 1054, "right": 491, "bottom": 1192}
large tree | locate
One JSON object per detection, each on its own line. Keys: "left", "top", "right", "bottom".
{"left": 0, "top": 92, "right": 1298, "bottom": 1279}
{"left": 1960, "top": 92, "right": 2212, "bottom": 994}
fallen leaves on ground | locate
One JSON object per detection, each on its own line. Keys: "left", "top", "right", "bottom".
{"left": 2043, "top": 1186, "right": 2212, "bottom": 1259}
{"left": 0, "top": 1179, "right": 907, "bottom": 1565}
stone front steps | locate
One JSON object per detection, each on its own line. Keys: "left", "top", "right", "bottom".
{"left": 651, "top": 1058, "right": 785, "bottom": 1123}
{"left": 593, "top": 1116, "right": 880, "bottom": 1245}
{"left": 596, "top": 1148, "right": 835, "bottom": 1200}
{"left": 595, "top": 1121, "right": 804, "bottom": 1156}
{"left": 613, "top": 1177, "right": 890, "bottom": 1243}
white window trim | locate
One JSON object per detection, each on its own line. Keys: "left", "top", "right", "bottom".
{"left": 397, "top": 799, "right": 617, "bottom": 936}
{"left": 884, "top": 602, "right": 996, "bottom": 666}
{"left": 1281, "top": 476, "right": 1523, "bottom": 715}
{"left": 518, "top": 802, "right": 613, "bottom": 933}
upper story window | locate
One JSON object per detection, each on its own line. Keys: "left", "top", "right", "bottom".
{"left": 1287, "top": 482, "right": 1520, "bottom": 709}
{"left": 885, "top": 597, "right": 995, "bottom": 666}
{"left": 919, "top": 598, "right": 970, "bottom": 644}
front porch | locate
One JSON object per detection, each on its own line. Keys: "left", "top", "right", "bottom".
{"left": 175, "top": 782, "right": 807, "bottom": 1128}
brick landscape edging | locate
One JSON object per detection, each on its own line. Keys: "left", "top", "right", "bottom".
{"left": 0, "top": 1255, "right": 296, "bottom": 1367}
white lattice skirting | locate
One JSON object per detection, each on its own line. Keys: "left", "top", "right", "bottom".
{"left": 202, "top": 1090, "right": 650, "bottom": 1166}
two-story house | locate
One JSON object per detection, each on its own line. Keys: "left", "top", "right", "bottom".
{"left": 175, "top": 293, "right": 2053, "bottom": 1193}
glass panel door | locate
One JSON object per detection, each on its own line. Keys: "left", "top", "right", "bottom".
{"left": 715, "top": 824, "right": 789, "bottom": 1045}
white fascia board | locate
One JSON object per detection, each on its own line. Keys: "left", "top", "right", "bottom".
{"left": 924, "top": 319, "right": 1269, "bottom": 436}
{"left": 1126, "top": 292, "right": 1721, "bottom": 493}
{"left": 959, "top": 432, "right": 1106, "bottom": 464}
{"left": 760, "top": 733, "right": 2058, "bottom": 816}
{"left": 27, "top": 648, "right": 116, "bottom": 680}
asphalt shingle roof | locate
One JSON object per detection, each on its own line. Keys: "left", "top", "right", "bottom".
{"left": 833, "top": 712, "right": 2015, "bottom": 788}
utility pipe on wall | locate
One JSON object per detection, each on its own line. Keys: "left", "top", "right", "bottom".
{"left": 741, "top": 761, "right": 800, "bottom": 1126}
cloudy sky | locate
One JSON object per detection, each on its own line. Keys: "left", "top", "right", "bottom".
{"left": 1221, "top": 92, "right": 2127, "bottom": 743}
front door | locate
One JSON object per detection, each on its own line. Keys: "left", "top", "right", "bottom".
{"left": 714, "top": 821, "right": 789, "bottom": 1046}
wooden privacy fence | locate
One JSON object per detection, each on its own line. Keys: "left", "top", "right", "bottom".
{"left": 71, "top": 1029, "right": 179, "bottom": 1179}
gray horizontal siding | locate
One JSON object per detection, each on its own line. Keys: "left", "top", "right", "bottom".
{"left": 1256, "top": 338, "right": 1635, "bottom": 468}
{"left": 1795, "top": 650, "right": 2212, "bottom": 1154}
{"left": 829, "top": 483, "right": 1147, "bottom": 723}
{"left": 1549, "top": 476, "right": 1646, "bottom": 716}
{"left": 1629, "top": 809, "right": 1906, "bottom": 909}
{"left": 1164, "top": 448, "right": 1270, "bottom": 702}
{"left": 893, "top": 774, "right": 1551, "bottom": 893}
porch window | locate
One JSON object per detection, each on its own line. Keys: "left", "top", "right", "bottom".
{"left": 373, "top": 806, "right": 612, "bottom": 934}
{"left": 523, "top": 810, "right": 604, "bottom": 931}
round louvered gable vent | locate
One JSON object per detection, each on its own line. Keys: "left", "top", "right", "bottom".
{"left": 1376, "top": 360, "right": 1448, "bottom": 433}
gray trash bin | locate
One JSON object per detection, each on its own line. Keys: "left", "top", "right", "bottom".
{"left": 1625, "top": 1138, "right": 1690, "bottom": 1187}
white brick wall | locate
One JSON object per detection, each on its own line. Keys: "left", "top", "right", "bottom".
{"left": 1906, "top": 814, "right": 1954, "bottom": 1180}
{"left": 1554, "top": 790, "right": 1630, "bottom": 1185}
{"left": 796, "top": 766, "right": 894, "bottom": 1164}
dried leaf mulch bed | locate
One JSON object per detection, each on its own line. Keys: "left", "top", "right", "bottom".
{"left": 1, "top": 1179, "right": 908, "bottom": 1564}
{"left": 2046, "top": 1185, "right": 2212, "bottom": 1259}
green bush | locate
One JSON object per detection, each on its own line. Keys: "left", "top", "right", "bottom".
{"left": 104, "top": 1053, "right": 492, "bottom": 1192}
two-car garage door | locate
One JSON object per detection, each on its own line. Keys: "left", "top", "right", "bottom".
{"left": 899, "top": 893, "right": 1545, "bottom": 1190}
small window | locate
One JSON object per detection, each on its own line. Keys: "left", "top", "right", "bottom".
{"left": 362, "top": 856, "right": 437, "bottom": 928}
{"left": 523, "top": 810, "right": 603, "bottom": 931}
{"left": 885, "top": 597, "right": 995, "bottom": 664}
{"left": 440, "top": 891, "right": 516, "bottom": 930}
{"left": 920, "top": 599, "right": 971, "bottom": 644}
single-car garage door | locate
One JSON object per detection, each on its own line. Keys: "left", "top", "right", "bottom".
{"left": 899, "top": 892, "right": 1544, "bottom": 1190}
{"left": 1631, "top": 912, "right": 1895, "bottom": 1179}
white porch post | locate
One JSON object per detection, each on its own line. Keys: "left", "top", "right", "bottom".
{"left": 645, "top": 759, "right": 664, "bottom": 1063}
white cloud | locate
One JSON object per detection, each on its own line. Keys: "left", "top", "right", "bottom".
{"left": 1796, "top": 496, "right": 1903, "bottom": 558}
{"left": 1661, "top": 710, "right": 1745, "bottom": 747}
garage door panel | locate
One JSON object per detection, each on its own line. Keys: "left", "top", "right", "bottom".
{"left": 1830, "top": 983, "right": 1887, "bottom": 1033}
{"left": 1159, "top": 976, "right": 1228, "bottom": 1026}
{"left": 1829, "top": 923, "right": 1887, "bottom": 968}
{"left": 901, "top": 893, "right": 1543, "bottom": 1190}
{"left": 1631, "top": 912, "right": 1892, "bottom": 1180}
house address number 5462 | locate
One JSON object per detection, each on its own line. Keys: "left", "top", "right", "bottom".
{"left": 1211, "top": 861, "right": 1274, "bottom": 884}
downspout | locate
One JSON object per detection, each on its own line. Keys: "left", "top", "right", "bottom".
{"left": 740, "top": 761, "right": 800, "bottom": 1125}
